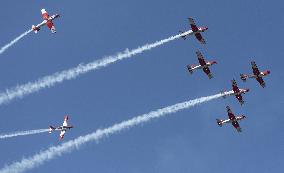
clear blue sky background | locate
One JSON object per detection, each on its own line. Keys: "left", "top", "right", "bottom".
{"left": 0, "top": 0, "right": 283, "bottom": 172}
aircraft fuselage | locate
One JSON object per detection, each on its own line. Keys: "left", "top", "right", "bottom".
{"left": 220, "top": 115, "right": 246, "bottom": 124}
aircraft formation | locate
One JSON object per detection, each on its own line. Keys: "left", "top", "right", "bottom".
{"left": 2, "top": 9, "right": 271, "bottom": 140}
{"left": 181, "top": 17, "right": 270, "bottom": 132}
{"left": 34, "top": 9, "right": 270, "bottom": 137}
{"left": 31, "top": 9, "right": 73, "bottom": 139}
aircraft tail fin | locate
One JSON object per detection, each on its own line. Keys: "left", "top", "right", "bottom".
{"left": 187, "top": 65, "right": 194, "bottom": 74}
{"left": 216, "top": 119, "right": 223, "bottom": 127}
{"left": 49, "top": 126, "right": 55, "bottom": 133}
{"left": 240, "top": 74, "right": 247, "bottom": 82}
{"left": 32, "top": 25, "right": 40, "bottom": 33}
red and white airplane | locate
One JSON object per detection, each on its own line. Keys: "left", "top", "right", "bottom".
{"left": 32, "top": 9, "right": 60, "bottom": 33}
{"left": 49, "top": 116, "right": 73, "bottom": 140}
{"left": 179, "top": 17, "right": 208, "bottom": 44}
{"left": 187, "top": 50, "right": 217, "bottom": 79}
{"left": 216, "top": 106, "right": 246, "bottom": 132}
{"left": 240, "top": 61, "right": 270, "bottom": 88}
{"left": 222, "top": 79, "right": 249, "bottom": 105}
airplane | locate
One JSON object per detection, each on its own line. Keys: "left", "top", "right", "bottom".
{"left": 216, "top": 106, "right": 246, "bottom": 132}
{"left": 49, "top": 116, "right": 73, "bottom": 140}
{"left": 32, "top": 9, "right": 60, "bottom": 33}
{"left": 222, "top": 79, "right": 249, "bottom": 105}
{"left": 179, "top": 17, "right": 208, "bottom": 44}
{"left": 187, "top": 50, "right": 217, "bottom": 79}
{"left": 240, "top": 61, "right": 270, "bottom": 88}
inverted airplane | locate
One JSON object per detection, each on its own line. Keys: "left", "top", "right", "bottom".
{"left": 187, "top": 50, "right": 217, "bottom": 79}
{"left": 179, "top": 17, "right": 208, "bottom": 44}
{"left": 49, "top": 116, "right": 73, "bottom": 140}
{"left": 222, "top": 79, "right": 249, "bottom": 105}
{"left": 32, "top": 9, "right": 60, "bottom": 33}
{"left": 216, "top": 106, "right": 246, "bottom": 132}
{"left": 240, "top": 61, "right": 270, "bottom": 88}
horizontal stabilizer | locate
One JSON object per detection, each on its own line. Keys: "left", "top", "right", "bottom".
{"left": 49, "top": 126, "right": 55, "bottom": 133}
{"left": 216, "top": 119, "right": 222, "bottom": 127}
{"left": 187, "top": 65, "right": 193, "bottom": 74}
{"left": 32, "top": 25, "right": 40, "bottom": 33}
{"left": 240, "top": 74, "right": 247, "bottom": 82}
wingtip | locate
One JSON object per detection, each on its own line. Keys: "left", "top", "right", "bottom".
{"left": 237, "top": 128, "right": 242, "bottom": 132}
{"left": 208, "top": 75, "right": 213, "bottom": 79}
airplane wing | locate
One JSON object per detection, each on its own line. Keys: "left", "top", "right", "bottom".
{"left": 226, "top": 106, "right": 235, "bottom": 120}
{"left": 251, "top": 61, "right": 260, "bottom": 76}
{"left": 256, "top": 76, "right": 265, "bottom": 87}
{"left": 196, "top": 51, "right": 206, "bottom": 66}
{"left": 63, "top": 116, "right": 68, "bottom": 126}
{"left": 46, "top": 21, "right": 56, "bottom": 33}
{"left": 59, "top": 130, "right": 66, "bottom": 140}
{"left": 41, "top": 9, "right": 49, "bottom": 20}
{"left": 188, "top": 17, "right": 198, "bottom": 32}
{"left": 232, "top": 121, "right": 242, "bottom": 132}
{"left": 194, "top": 33, "right": 206, "bottom": 44}
{"left": 202, "top": 67, "right": 213, "bottom": 79}
{"left": 231, "top": 79, "right": 240, "bottom": 93}
{"left": 235, "top": 94, "right": 244, "bottom": 105}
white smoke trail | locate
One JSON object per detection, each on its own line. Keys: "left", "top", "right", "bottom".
{"left": 0, "top": 29, "right": 33, "bottom": 55}
{"left": 0, "top": 91, "right": 230, "bottom": 173}
{"left": 0, "top": 129, "right": 49, "bottom": 139}
{"left": 0, "top": 31, "right": 192, "bottom": 105}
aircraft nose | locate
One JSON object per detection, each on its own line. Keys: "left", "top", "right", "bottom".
{"left": 267, "top": 70, "right": 271, "bottom": 74}
{"left": 246, "top": 88, "right": 250, "bottom": 92}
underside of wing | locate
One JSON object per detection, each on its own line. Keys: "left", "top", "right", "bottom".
{"left": 231, "top": 79, "right": 237, "bottom": 87}
{"left": 226, "top": 106, "right": 235, "bottom": 119}
{"left": 195, "top": 33, "right": 206, "bottom": 44}
{"left": 251, "top": 61, "right": 260, "bottom": 75}
{"left": 59, "top": 130, "right": 66, "bottom": 139}
{"left": 202, "top": 67, "right": 212, "bottom": 79}
{"left": 63, "top": 116, "right": 68, "bottom": 126}
{"left": 188, "top": 17, "right": 198, "bottom": 32}
{"left": 256, "top": 77, "right": 265, "bottom": 87}
{"left": 231, "top": 79, "right": 240, "bottom": 92}
{"left": 232, "top": 121, "right": 242, "bottom": 132}
{"left": 46, "top": 21, "right": 56, "bottom": 33}
{"left": 235, "top": 94, "right": 244, "bottom": 104}
{"left": 41, "top": 9, "right": 49, "bottom": 20}
{"left": 196, "top": 51, "right": 206, "bottom": 66}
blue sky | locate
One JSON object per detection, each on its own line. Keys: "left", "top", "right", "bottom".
{"left": 0, "top": 0, "right": 283, "bottom": 172}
